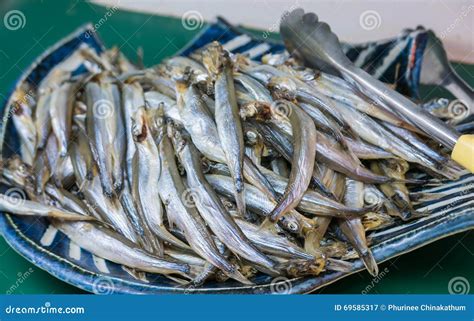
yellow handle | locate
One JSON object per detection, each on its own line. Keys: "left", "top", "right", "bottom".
{"left": 452, "top": 135, "right": 474, "bottom": 173}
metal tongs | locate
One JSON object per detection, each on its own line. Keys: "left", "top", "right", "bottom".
{"left": 420, "top": 30, "right": 474, "bottom": 107}
{"left": 280, "top": 8, "right": 474, "bottom": 173}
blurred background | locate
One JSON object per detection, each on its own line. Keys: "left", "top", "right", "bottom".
{"left": 92, "top": 0, "right": 473, "bottom": 63}
{"left": 0, "top": 0, "right": 472, "bottom": 294}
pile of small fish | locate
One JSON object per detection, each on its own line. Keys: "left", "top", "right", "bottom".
{"left": 0, "top": 41, "right": 463, "bottom": 285}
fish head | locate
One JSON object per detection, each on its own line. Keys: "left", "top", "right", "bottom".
{"left": 267, "top": 76, "right": 297, "bottom": 101}
{"left": 1, "top": 155, "right": 33, "bottom": 187}
{"left": 202, "top": 41, "right": 231, "bottom": 79}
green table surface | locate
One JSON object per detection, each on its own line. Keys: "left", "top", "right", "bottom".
{"left": 0, "top": 0, "right": 472, "bottom": 294}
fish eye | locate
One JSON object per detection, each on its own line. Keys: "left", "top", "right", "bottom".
{"left": 287, "top": 221, "right": 299, "bottom": 232}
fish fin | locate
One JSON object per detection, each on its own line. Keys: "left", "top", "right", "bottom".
{"left": 325, "top": 258, "right": 353, "bottom": 273}
{"left": 154, "top": 225, "right": 191, "bottom": 251}
{"left": 166, "top": 275, "right": 191, "bottom": 286}
{"left": 122, "top": 266, "right": 149, "bottom": 283}
{"left": 304, "top": 230, "right": 322, "bottom": 255}
{"left": 258, "top": 218, "right": 278, "bottom": 234}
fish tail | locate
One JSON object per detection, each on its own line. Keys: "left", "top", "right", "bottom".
{"left": 325, "top": 258, "right": 353, "bottom": 273}
{"left": 154, "top": 226, "right": 191, "bottom": 251}
{"left": 226, "top": 265, "right": 253, "bottom": 285}
{"left": 360, "top": 249, "right": 379, "bottom": 277}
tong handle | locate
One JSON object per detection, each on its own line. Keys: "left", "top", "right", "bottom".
{"left": 452, "top": 135, "right": 474, "bottom": 173}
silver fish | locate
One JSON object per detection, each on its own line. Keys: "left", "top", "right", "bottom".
{"left": 132, "top": 109, "right": 190, "bottom": 251}
{"left": 0, "top": 193, "right": 93, "bottom": 221}
{"left": 170, "top": 125, "right": 277, "bottom": 273}
{"left": 54, "top": 221, "right": 190, "bottom": 277}
{"left": 158, "top": 125, "right": 250, "bottom": 284}
{"left": 203, "top": 42, "right": 246, "bottom": 217}
{"left": 339, "top": 178, "right": 378, "bottom": 276}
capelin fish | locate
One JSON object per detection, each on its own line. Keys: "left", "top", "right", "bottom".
{"left": 163, "top": 56, "right": 209, "bottom": 84}
{"left": 85, "top": 74, "right": 125, "bottom": 196}
{"left": 234, "top": 72, "right": 273, "bottom": 103}
{"left": 362, "top": 184, "right": 407, "bottom": 219}
{"left": 1, "top": 156, "right": 37, "bottom": 198}
{"left": 122, "top": 81, "right": 146, "bottom": 187}
{"left": 157, "top": 126, "right": 250, "bottom": 285}
{"left": 44, "top": 184, "right": 91, "bottom": 216}
{"left": 305, "top": 166, "right": 337, "bottom": 252}
{"left": 246, "top": 120, "right": 334, "bottom": 198}
{"left": 339, "top": 179, "right": 379, "bottom": 276}
{"left": 85, "top": 79, "right": 114, "bottom": 197}
{"left": 144, "top": 91, "right": 182, "bottom": 124}
{"left": 71, "top": 127, "right": 95, "bottom": 181}
{"left": 203, "top": 42, "right": 246, "bottom": 217}
{"left": 327, "top": 99, "right": 449, "bottom": 176}
{"left": 70, "top": 139, "right": 139, "bottom": 243}
{"left": 251, "top": 69, "right": 348, "bottom": 126}
{"left": 267, "top": 64, "right": 420, "bottom": 133}
{"left": 174, "top": 79, "right": 276, "bottom": 200}
{"left": 298, "top": 101, "right": 352, "bottom": 153}
{"left": 124, "top": 69, "right": 176, "bottom": 98}
{"left": 11, "top": 91, "right": 36, "bottom": 166}
{"left": 170, "top": 125, "right": 277, "bottom": 273}
{"left": 120, "top": 178, "right": 161, "bottom": 255}
{"left": 257, "top": 165, "right": 376, "bottom": 218}
{"left": 205, "top": 174, "right": 315, "bottom": 236}
{"left": 234, "top": 218, "right": 314, "bottom": 260}
{"left": 383, "top": 122, "right": 461, "bottom": 180}
{"left": 320, "top": 133, "right": 393, "bottom": 183}
{"left": 132, "top": 108, "right": 190, "bottom": 251}
{"left": 207, "top": 158, "right": 315, "bottom": 237}
{"left": 265, "top": 84, "right": 394, "bottom": 184}
{"left": 371, "top": 160, "right": 415, "bottom": 219}
{"left": 108, "top": 79, "right": 126, "bottom": 194}
{"left": 175, "top": 77, "right": 226, "bottom": 163}
{"left": 0, "top": 193, "right": 93, "bottom": 221}
{"left": 54, "top": 221, "right": 190, "bottom": 277}
{"left": 344, "top": 136, "right": 396, "bottom": 160}
{"left": 34, "top": 70, "right": 70, "bottom": 151}
{"left": 33, "top": 133, "right": 59, "bottom": 194}
{"left": 49, "top": 81, "right": 76, "bottom": 157}
{"left": 281, "top": 67, "right": 418, "bottom": 130}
